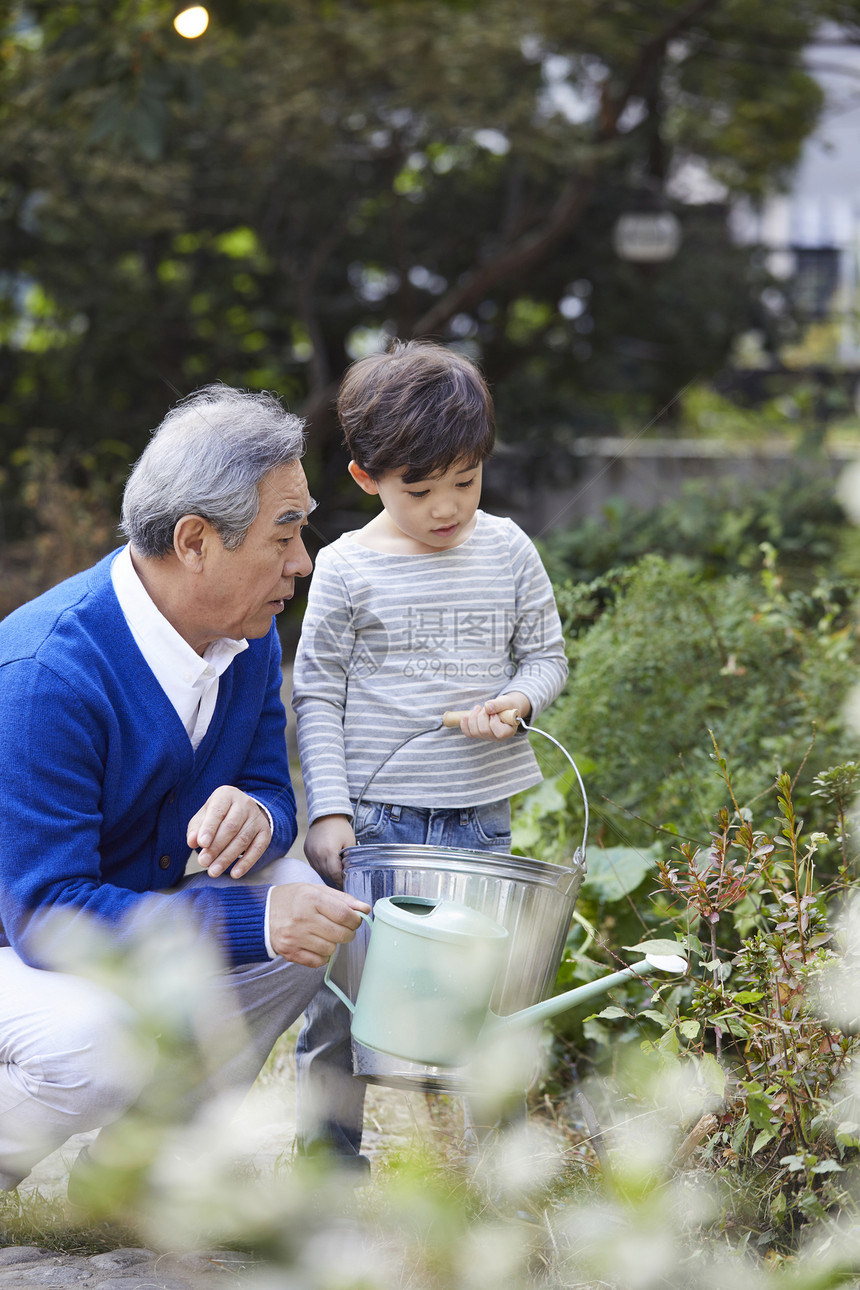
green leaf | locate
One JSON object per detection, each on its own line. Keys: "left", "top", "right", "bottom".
{"left": 656, "top": 1026, "right": 680, "bottom": 1055}
{"left": 731, "top": 990, "right": 765, "bottom": 1004}
{"left": 771, "top": 1190, "right": 787, "bottom": 1223}
{"left": 812, "top": 1160, "right": 845, "bottom": 1174}
{"left": 679, "top": 1019, "right": 701, "bottom": 1040}
{"left": 131, "top": 102, "right": 166, "bottom": 163}
{"left": 582, "top": 1018, "right": 611, "bottom": 1048}
{"left": 523, "top": 776, "right": 567, "bottom": 815}
{"left": 214, "top": 227, "right": 262, "bottom": 260}
{"left": 622, "top": 938, "right": 685, "bottom": 958}
{"left": 731, "top": 1115, "right": 750, "bottom": 1155}
{"left": 699, "top": 1053, "right": 726, "bottom": 1098}
{"left": 595, "top": 1005, "right": 628, "bottom": 1019}
{"left": 752, "top": 1128, "right": 778, "bottom": 1154}
{"left": 511, "top": 776, "right": 568, "bottom": 852}
{"left": 799, "top": 1192, "right": 829, "bottom": 1223}
{"left": 582, "top": 846, "right": 659, "bottom": 902}
{"left": 511, "top": 818, "right": 541, "bottom": 851}
{"left": 638, "top": 1009, "right": 670, "bottom": 1027}
{"left": 747, "top": 1092, "right": 776, "bottom": 1131}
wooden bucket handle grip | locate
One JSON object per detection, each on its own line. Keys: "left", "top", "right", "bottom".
{"left": 441, "top": 708, "right": 521, "bottom": 729}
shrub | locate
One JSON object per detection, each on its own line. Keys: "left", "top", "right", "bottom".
{"left": 530, "top": 758, "right": 860, "bottom": 1261}
{"left": 0, "top": 432, "right": 128, "bottom": 619}
{"left": 538, "top": 472, "right": 848, "bottom": 589}
{"left": 520, "top": 551, "right": 859, "bottom": 864}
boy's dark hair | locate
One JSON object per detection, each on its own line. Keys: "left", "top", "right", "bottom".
{"left": 337, "top": 338, "right": 495, "bottom": 482}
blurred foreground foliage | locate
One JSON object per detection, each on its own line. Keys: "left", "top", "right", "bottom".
{"left": 8, "top": 864, "right": 860, "bottom": 1287}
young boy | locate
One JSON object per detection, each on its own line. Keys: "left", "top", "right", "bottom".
{"left": 289, "top": 339, "right": 567, "bottom": 1168}
{"left": 292, "top": 339, "right": 569, "bottom": 885}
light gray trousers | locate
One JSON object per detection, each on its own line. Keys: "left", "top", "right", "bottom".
{"left": 0, "top": 857, "right": 339, "bottom": 1190}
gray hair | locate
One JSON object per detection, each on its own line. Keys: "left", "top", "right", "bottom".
{"left": 121, "top": 384, "right": 306, "bottom": 558}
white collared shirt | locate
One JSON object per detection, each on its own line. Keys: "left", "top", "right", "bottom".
{"left": 111, "top": 544, "right": 248, "bottom": 749}
{"left": 111, "top": 545, "right": 276, "bottom": 957}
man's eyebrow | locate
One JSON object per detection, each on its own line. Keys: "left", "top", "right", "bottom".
{"left": 275, "top": 498, "right": 317, "bottom": 525}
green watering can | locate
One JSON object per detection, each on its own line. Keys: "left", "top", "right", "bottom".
{"left": 325, "top": 895, "right": 687, "bottom": 1069}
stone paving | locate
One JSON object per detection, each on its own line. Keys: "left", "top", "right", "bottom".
{"left": 0, "top": 1244, "right": 268, "bottom": 1290}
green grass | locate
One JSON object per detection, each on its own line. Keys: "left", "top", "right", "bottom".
{"left": 0, "top": 1186, "right": 140, "bottom": 1255}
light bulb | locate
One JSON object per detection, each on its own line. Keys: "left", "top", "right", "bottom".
{"left": 174, "top": 6, "right": 209, "bottom": 39}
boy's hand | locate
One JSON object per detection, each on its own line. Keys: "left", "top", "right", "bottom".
{"left": 304, "top": 814, "right": 356, "bottom": 887}
{"left": 458, "top": 692, "right": 532, "bottom": 741}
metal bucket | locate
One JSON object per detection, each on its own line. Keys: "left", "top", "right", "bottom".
{"left": 340, "top": 717, "right": 588, "bottom": 1092}
{"left": 343, "top": 847, "right": 585, "bottom": 1090}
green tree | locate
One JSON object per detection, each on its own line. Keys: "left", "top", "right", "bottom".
{"left": 0, "top": 0, "right": 854, "bottom": 521}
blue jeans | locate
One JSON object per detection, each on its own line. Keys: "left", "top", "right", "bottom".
{"left": 294, "top": 799, "right": 512, "bottom": 1164}
{"left": 352, "top": 798, "right": 512, "bottom": 852}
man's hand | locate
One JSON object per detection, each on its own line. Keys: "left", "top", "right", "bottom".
{"left": 268, "top": 882, "right": 370, "bottom": 966}
{"left": 304, "top": 815, "right": 356, "bottom": 887}
{"left": 187, "top": 786, "right": 272, "bottom": 878}
{"left": 457, "top": 691, "right": 532, "bottom": 741}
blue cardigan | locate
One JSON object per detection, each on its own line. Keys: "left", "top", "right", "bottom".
{"left": 0, "top": 549, "right": 297, "bottom": 968}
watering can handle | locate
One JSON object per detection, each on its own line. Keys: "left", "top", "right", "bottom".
{"left": 323, "top": 910, "right": 373, "bottom": 1013}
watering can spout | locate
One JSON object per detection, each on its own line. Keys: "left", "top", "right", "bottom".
{"left": 324, "top": 896, "right": 688, "bottom": 1069}
{"left": 484, "top": 953, "right": 688, "bottom": 1036}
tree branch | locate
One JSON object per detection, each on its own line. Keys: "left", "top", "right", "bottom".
{"left": 599, "top": 0, "right": 724, "bottom": 138}
{"left": 410, "top": 177, "right": 595, "bottom": 337}
{"left": 281, "top": 220, "right": 348, "bottom": 398}
{"left": 410, "top": 0, "right": 724, "bottom": 340}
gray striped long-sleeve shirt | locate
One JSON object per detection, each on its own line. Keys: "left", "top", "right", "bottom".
{"left": 292, "top": 511, "right": 568, "bottom": 821}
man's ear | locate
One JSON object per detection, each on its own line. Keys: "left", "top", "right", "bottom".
{"left": 173, "top": 514, "right": 212, "bottom": 569}
{"left": 347, "top": 461, "right": 380, "bottom": 496}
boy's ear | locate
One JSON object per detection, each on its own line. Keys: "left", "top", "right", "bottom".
{"left": 348, "top": 461, "right": 380, "bottom": 495}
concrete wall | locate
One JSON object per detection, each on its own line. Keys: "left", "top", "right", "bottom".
{"left": 484, "top": 438, "right": 860, "bottom": 537}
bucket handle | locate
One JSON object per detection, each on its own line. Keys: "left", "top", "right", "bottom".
{"left": 517, "top": 716, "right": 588, "bottom": 874}
{"left": 323, "top": 910, "right": 373, "bottom": 1014}
{"left": 352, "top": 712, "right": 588, "bottom": 873}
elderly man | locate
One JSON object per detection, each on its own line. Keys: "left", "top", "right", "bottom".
{"left": 0, "top": 384, "right": 369, "bottom": 1193}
